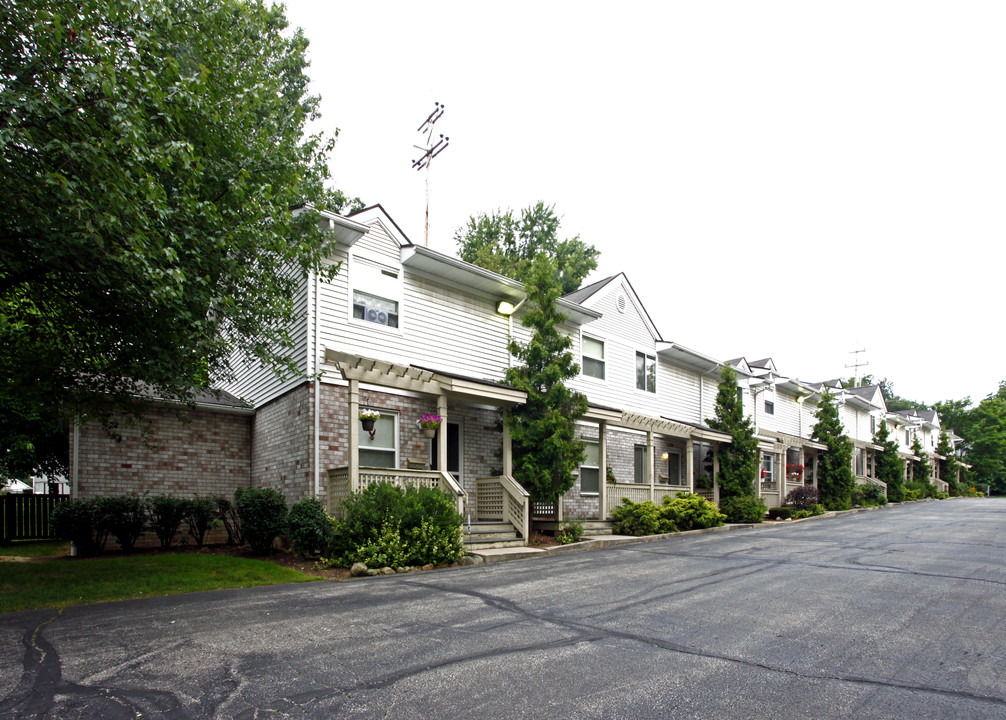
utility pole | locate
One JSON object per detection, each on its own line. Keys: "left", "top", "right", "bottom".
{"left": 845, "top": 347, "right": 869, "bottom": 387}
{"left": 412, "top": 102, "right": 450, "bottom": 247}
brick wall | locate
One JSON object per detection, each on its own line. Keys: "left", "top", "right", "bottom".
{"left": 72, "top": 404, "right": 251, "bottom": 498}
{"left": 251, "top": 383, "right": 313, "bottom": 503}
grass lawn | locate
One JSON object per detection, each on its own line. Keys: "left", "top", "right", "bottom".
{"left": 0, "top": 552, "right": 321, "bottom": 613}
{"left": 0, "top": 540, "right": 71, "bottom": 558}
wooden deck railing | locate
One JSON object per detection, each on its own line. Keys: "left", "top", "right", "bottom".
{"left": 475, "top": 475, "right": 529, "bottom": 539}
{"left": 604, "top": 482, "right": 691, "bottom": 519}
{"left": 326, "top": 466, "right": 467, "bottom": 517}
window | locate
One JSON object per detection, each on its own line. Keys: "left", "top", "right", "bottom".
{"left": 581, "top": 336, "right": 605, "bottom": 380}
{"left": 359, "top": 413, "right": 396, "bottom": 467}
{"left": 693, "top": 441, "right": 714, "bottom": 489}
{"left": 870, "top": 415, "right": 877, "bottom": 434}
{"left": 761, "top": 453, "right": 774, "bottom": 484}
{"left": 905, "top": 430, "right": 911, "bottom": 445}
{"left": 580, "top": 441, "right": 599, "bottom": 494}
{"left": 353, "top": 290, "right": 398, "bottom": 327}
{"left": 764, "top": 400, "right": 775, "bottom": 415}
{"left": 635, "top": 352, "right": 656, "bottom": 393}
{"left": 634, "top": 445, "right": 647, "bottom": 484}
{"left": 352, "top": 259, "right": 400, "bottom": 328}
{"left": 855, "top": 448, "right": 864, "bottom": 476}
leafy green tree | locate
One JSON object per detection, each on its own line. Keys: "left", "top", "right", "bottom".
{"left": 933, "top": 397, "right": 973, "bottom": 441}
{"left": 879, "top": 379, "right": 928, "bottom": 413}
{"left": 455, "top": 202, "right": 599, "bottom": 294}
{"left": 935, "top": 430, "right": 961, "bottom": 495}
{"left": 1, "top": 0, "right": 359, "bottom": 477}
{"left": 965, "top": 382, "right": 1006, "bottom": 494}
{"left": 873, "top": 419, "right": 905, "bottom": 501}
{"left": 812, "top": 389, "right": 855, "bottom": 510}
{"left": 706, "top": 366, "right": 759, "bottom": 499}
{"left": 504, "top": 254, "right": 588, "bottom": 502}
{"left": 909, "top": 434, "right": 933, "bottom": 489}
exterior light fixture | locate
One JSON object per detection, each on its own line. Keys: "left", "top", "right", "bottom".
{"left": 661, "top": 452, "right": 669, "bottom": 462}
{"left": 496, "top": 300, "right": 516, "bottom": 316}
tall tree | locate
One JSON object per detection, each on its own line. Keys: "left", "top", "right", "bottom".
{"left": 455, "top": 202, "right": 599, "bottom": 294}
{"left": 812, "top": 389, "right": 855, "bottom": 510}
{"left": 873, "top": 419, "right": 905, "bottom": 502}
{"left": 879, "top": 379, "right": 928, "bottom": 413}
{"left": 503, "top": 254, "right": 588, "bottom": 502}
{"left": 706, "top": 366, "right": 759, "bottom": 499}
{"left": 909, "top": 434, "right": 934, "bottom": 494}
{"left": 964, "top": 382, "right": 1006, "bottom": 494}
{"left": 1, "top": 0, "right": 358, "bottom": 477}
{"left": 935, "top": 430, "right": 961, "bottom": 495}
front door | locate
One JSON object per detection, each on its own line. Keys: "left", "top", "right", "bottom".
{"left": 430, "top": 421, "right": 462, "bottom": 483}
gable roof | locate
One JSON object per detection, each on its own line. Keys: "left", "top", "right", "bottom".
{"left": 563, "top": 273, "right": 662, "bottom": 342}
{"left": 348, "top": 204, "right": 414, "bottom": 247}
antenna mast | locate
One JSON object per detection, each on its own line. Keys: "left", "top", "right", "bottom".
{"left": 845, "top": 347, "right": 869, "bottom": 387}
{"left": 412, "top": 102, "right": 450, "bottom": 247}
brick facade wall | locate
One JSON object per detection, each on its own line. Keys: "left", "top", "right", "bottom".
{"left": 72, "top": 405, "right": 251, "bottom": 499}
{"left": 251, "top": 383, "right": 314, "bottom": 503}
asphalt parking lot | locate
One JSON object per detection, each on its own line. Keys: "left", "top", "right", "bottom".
{"left": 2, "top": 498, "right": 1005, "bottom": 719}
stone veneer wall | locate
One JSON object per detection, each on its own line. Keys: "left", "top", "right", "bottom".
{"left": 71, "top": 404, "right": 251, "bottom": 498}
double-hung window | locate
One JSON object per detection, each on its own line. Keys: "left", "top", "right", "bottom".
{"left": 580, "top": 441, "right": 599, "bottom": 494}
{"left": 352, "top": 259, "right": 400, "bottom": 328}
{"left": 359, "top": 413, "right": 397, "bottom": 467}
{"left": 761, "top": 453, "right": 774, "bottom": 484}
{"left": 635, "top": 352, "right": 656, "bottom": 393}
{"left": 582, "top": 336, "right": 605, "bottom": 380}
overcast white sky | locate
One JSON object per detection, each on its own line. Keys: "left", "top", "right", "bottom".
{"left": 281, "top": 1, "right": 1003, "bottom": 407}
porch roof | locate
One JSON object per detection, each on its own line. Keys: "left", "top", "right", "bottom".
{"left": 759, "top": 429, "right": 828, "bottom": 451}
{"left": 583, "top": 404, "right": 731, "bottom": 443}
{"left": 324, "top": 350, "right": 527, "bottom": 406}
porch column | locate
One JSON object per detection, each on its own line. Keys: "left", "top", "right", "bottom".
{"left": 812, "top": 452, "right": 819, "bottom": 488}
{"left": 712, "top": 443, "right": 720, "bottom": 505}
{"left": 776, "top": 449, "right": 784, "bottom": 499}
{"left": 647, "top": 430, "right": 655, "bottom": 503}
{"left": 502, "top": 417, "right": 512, "bottom": 477}
{"left": 348, "top": 379, "right": 360, "bottom": 492}
{"left": 685, "top": 437, "right": 695, "bottom": 492}
{"left": 436, "top": 395, "right": 448, "bottom": 473}
{"left": 598, "top": 420, "right": 608, "bottom": 521}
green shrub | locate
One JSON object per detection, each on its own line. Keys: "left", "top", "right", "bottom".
{"left": 610, "top": 499, "right": 667, "bottom": 536}
{"left": 768, "top": 506, "right": 792, "bottom": 520}
{"left": 823, "top": 495, "right": 852, "bottom": 511}
{"left": 183, "top": 496, "right": 217, "bottom": 547}
{"left": 557, "top": 518, "right": 584, "bottom": 544}
{"left": 214, "top": 495, "right": 242, "bottom": 545}
{"left": 287, "top": 497, "right": 334, "bottom": 558}
{"left": 905, "top": 479, "right": 936, "bottom": 500}
{"left": 809, "top": 503, "right": 826, "bottom": 516}
{"left": 784, "top": 486, "right": 819, "bottom": 510}
{"left": 719, "top": 495, "right": 766, "bottom": 523}
{"left": 903, "top": 487, "right": 922, "bottom": 501}
{"left": 852, "top": 484, "right": 888, "bottom": 507}
{"left": 332, "top": 483, "right": 463, "bottom": 566}
{"left": 146, "top": 495, "right": 186, "bottom": 549}
{"left": 101, "top": 494, "right": 147, "bottom": 552}
{"left": 234, "top": 487, "right": 288, "bottom": 554}
{"left": 659, "top": 492, "right": 726, "bottom": 531}
{"left": 51, "top": 498, "right": 109, "bottom": 555}
{"left": 935, "top": 491, "right": 950, "bottom": 500}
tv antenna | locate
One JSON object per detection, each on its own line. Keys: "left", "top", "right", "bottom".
{"left": 412, "top": 102, "right": 450, "bottom": 247}
{"left": 845, "top": 347, "right": 869, "bottom": 387}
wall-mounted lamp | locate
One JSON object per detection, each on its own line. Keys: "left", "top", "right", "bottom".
{"left": 496, "top": 300, "right": 516, "bottom": 316}
{"left": 661, "top": 452, "right": 669, "bottom": 462}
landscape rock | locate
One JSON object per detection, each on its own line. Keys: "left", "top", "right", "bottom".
{"left": 350, "top": 562, "right": 368, "bottom": 577}
{"left": 380, "top": 567, "right": 395, "bottom": 575}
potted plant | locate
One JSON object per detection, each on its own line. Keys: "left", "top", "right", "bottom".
{"left": 417, "top": 413, "right": 442, "bottom": 438}
{"left": 359, "top": 409, "right": 380, "bottom": 440}
{"left": 606, "top": 465, "right": 616, "bottom": 484}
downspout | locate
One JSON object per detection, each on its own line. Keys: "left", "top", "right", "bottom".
{"left": 313, "top": 269, "right": 321, "bottom": 499}
{"left": 71, "top": 417, "right": 80, "bottom": 498}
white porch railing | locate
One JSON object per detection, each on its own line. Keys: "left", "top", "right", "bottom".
{"left": 604, "top": 482, "right": 691, "bottom": 519}
{"left": 863, "top": 476, "right": 889, "bottom": 497}
{"left": 475, "top": 475, "right": 530, "bottom": 539}
{"left": 326, "top": 466, "right": 467, "bottom": 517}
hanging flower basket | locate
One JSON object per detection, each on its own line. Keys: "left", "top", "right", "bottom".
{"left": 359, "top": 410, "right": 381, "bottom": 440}
{"left": 417, "top": 413, "right": 442, "bottom": 438}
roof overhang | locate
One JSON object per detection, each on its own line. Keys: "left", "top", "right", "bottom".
{"left": 324, "top": 350, "right": 527, "bottom": 406}
{"left": 759, "top": 429, "right": 828, "bottom": 451}
{"left": 655, "top": 342, "right": 725, "bottom": 374}
{"left": 293, "top": 205, "right": 370, "bottom": 247}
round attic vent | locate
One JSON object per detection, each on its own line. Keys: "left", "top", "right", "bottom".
{"left": 616, "top": 294, "right": 627, "bottom": 313}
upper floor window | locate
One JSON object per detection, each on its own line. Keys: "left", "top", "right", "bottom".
{"left": 870, "top": 415, "right": 877, "bottom": 434}
{"left": 581, "top": 336, "right": 605, "bottom": 380}
{"left": 764, "top": 400, "right": 775, "bottom": 415}
{"left": 352, "top": 258, "right": 400, "bottom": 328}
{"left": 636, "top": 352, "right": 656, "bottom": 393}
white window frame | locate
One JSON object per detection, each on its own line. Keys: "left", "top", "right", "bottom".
{"left": 761, "top": 453, "right": 774, "bottom": 484}
{"left": 580, "top": 334, "right": 606, "bottom": 381}
{"left": 635, "top": 351, "right": 656, "bottom": 394}
{"left": 359, "top": 411, "right": 399, "bottom": 468}
{"left": 349, "top": 255, "right": 403, "bottom": 332}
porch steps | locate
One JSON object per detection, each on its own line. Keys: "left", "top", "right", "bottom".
{"left": 463, "top": 521, "right": 525, "bottom": 550}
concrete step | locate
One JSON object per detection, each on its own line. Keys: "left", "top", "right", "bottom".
{"left": 463, "top": 537, "right": 527, "bottom": 550}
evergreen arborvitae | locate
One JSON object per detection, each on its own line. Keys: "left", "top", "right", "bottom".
{"left": 504, "top": 254, "right": 588, "bottom": 502}
{"left": 873, "top": 419, "right": 905, "bottom": 502}
{"left": 812, "top": 389, "right": 855, "bottom": 510}
{"left": 935, "top": 431, "right": 960, "bottom": 494}
{"left": 706, "top": 366, "right": 759, "bottom": 498}
{"left": 910, "top": 435, "right": 934, "bottom": 493}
